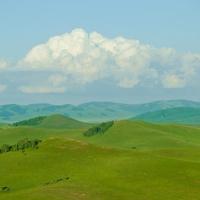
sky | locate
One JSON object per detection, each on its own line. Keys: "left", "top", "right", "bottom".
{"left": 0, "top": 0, "right": 200, "bottom": 105}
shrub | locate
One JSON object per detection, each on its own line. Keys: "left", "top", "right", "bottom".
{"left": 0, "top": 139, "right": 42, "bottom": 154}
{"left": 0, "top": 144, "right": 11, "bottom": 153}
{"left": 13, "top": 116, "right": 46, "bottom": 127}
{"left": 83, "top": 121, "right": 114, "bottom": 137}
{"left": 44, "top": 177, "right": 70, "bottom": 185}
{"left": 0, "top": 186, "right": 10, "bottom": 192}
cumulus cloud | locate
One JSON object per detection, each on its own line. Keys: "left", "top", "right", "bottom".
{"left": 17, "top": 28, "right": 200, "bottom": 92}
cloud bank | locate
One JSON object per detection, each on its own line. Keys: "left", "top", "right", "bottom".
{"left": 5, "top": 28, "right": 200, "bottom": 93}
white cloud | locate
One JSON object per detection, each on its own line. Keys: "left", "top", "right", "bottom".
{"left": 0, "top": 59, "right": 9, "bottom": 70}
{"left": 0, "top": 84, "right": 7, "bottom": 92}
{"left": 17, "top": 28, "right": 200, "bottom": 92}
{"left": 162, "top": 74, "right": 186, "bottom": 88}
{"left": 19, "top": 86, "right": 65, "bottom": 94}
{"left": 19, "top": 29, "right": 154, "bottom": 88}
{"left": 0, "top": 59, "right": 8, "bottom": 92}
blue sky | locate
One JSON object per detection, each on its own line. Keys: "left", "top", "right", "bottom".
{"left": 0, "top": 0, "right": 200, "bottom": 104}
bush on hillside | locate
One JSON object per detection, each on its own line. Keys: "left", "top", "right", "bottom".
{"left": 13, "top": 116, "right": 46, "bottom": 126}
{"left": 0, "top": 139, "right": 42, "bottom": 154}
{"left": 0, "top": 186, "right": 10, "bottom": 192}
{"left": 83, "top": 121, "right": 114, "bottom": 137}
{"left": 0, "top": 144, "right": 11, "bottom": 153}
{"left": 44, "top": 177, "right": 70, "bottom": 185}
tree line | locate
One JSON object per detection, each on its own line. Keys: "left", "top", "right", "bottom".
{"left": 83, "top": 121, "right": 114, "bottom": 137}
{"left": 0, "top": 138, "right": 42, "bottom": 154}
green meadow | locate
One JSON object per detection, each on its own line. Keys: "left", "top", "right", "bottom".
{"left": 1, "top": 115, "right": 200, "bottom": 199}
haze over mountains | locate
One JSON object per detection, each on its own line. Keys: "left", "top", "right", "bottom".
{"left": 1, "top": 99, "right": 200, "bottom": 124}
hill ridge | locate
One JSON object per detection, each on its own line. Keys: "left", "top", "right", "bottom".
{"left": 133, "top": 107, "right": 200, "bottom": 124}
{"left": 1, "top": 99, "right": 200, "bottom": 123}
{"left": 13, "top": 114, "right": 91, "bottom": 129}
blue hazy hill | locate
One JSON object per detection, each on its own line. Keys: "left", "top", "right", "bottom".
{"left": 1, "top": 100, "right": 200, "bottom": 123}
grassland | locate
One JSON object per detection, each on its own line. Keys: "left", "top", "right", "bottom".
{"left": 1, "top": 118, "right": 200, "bottom": 199}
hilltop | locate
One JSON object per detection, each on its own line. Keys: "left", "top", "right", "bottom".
{"left": 13, "top": 114, "right": 92, "bottom": 129}
{"left": 80, "top": 120, "right": 200, "bottom": 149}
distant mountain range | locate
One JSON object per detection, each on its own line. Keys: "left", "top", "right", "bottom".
{"left": 133, "top": 107, "right": 200, "bottom": 125}
{"left": 1, "top": 99, "right": 200, "bottom": 123}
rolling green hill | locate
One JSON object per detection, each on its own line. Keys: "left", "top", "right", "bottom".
{"left": 1, "top": 100, "right": 200, "bottom": 123}
{"left": 77, "top": 120, "right": 200, "bottom": 150}
{"left": 1, "top": 120, "right": 200, "bottom": 199}
{"left": 133, "top": 107, "right": 200, "bottom": 124}
{"left": 1, "top": 132, "right": 200, "bottom": 199}
{"left": 3, "top": 119, "right": 200, "bottom": 150}
{"left": 13, "top": 114, "right": 92, "bottom": 129}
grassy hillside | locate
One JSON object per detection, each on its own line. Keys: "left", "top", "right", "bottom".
{"left": 2, "top": 119, "right": 200, "bottom": 150}
{"left": 133, "top": 107, "right": 200, "bottom": 124}
{"left": 1, "top": 120, "right": 200, "bottom": 199}
{"left": 1, "top": 137, "right": 200, "bottom": 200}
{"left": 13, "top": 114, "right": 92, "bottom": 129}
{"left": 1, "top": 100, "right": 200, "bottom": 123}
{"left": 0, "top": 126, "right": 85, "bottom": 146}
{"left": 77, "top": 120, "right": 200, "bottom": 150}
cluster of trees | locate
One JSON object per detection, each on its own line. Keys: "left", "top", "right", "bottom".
{"left": 13, "top": 116, "right": 46, "bottom": 127}
{"left": 0, "top": 138, "right": 42, "bottom": 154}
{"left": 84, "top": 121, "right": 114, "bottom": 137}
